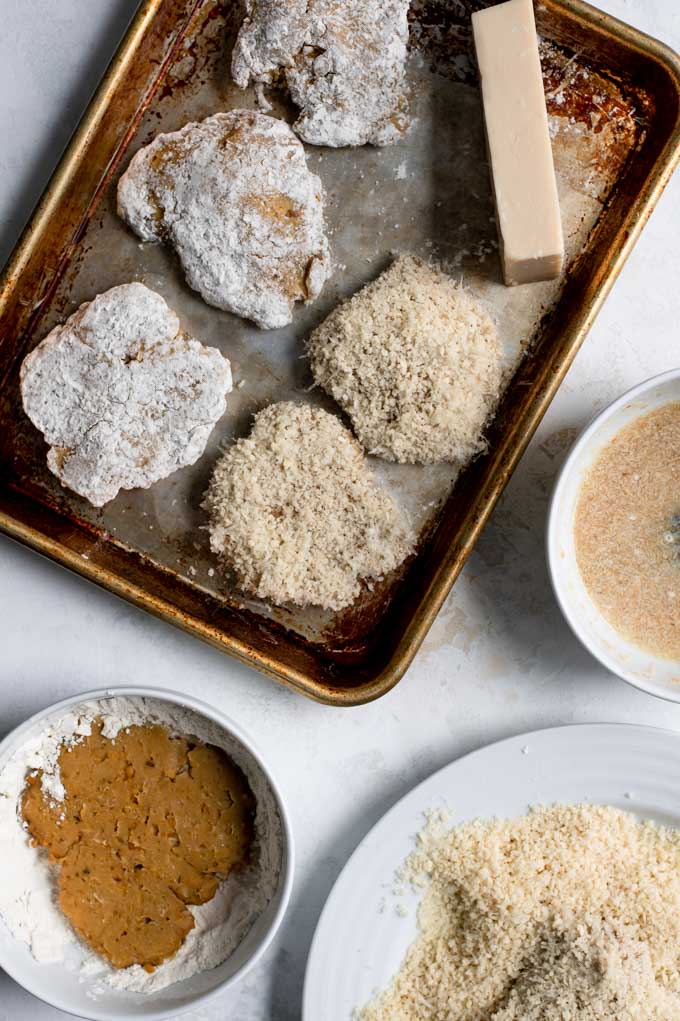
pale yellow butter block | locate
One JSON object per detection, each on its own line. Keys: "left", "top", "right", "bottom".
{"left": 472, "top": 0, "right": 564, "bottom": 286}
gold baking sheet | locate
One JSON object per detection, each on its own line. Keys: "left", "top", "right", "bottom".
{"left": 1, "top": 0, "right": 679, "bottom": 703}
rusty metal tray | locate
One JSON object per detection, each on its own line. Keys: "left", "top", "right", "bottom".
{"left": 1, "top": 0, "right": 679, "bottom": 705}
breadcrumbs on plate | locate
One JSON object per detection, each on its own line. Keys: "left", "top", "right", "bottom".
{"left": 308, "top": 255, "right": 502, "bottom": 464}
{"left": 360, "top": 804, "right": 680, "bottom": 1021}
{"left": 203, "top": 401, "right": 414, "bottom": 611}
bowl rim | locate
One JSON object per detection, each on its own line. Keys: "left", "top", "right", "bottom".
{"left": 0, "top": 685, "right": 295, "bottom": 1021}
{"left": 546, "top": 367, "right": 680, "bottom": 704}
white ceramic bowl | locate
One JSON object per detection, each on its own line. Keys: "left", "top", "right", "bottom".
{"left": 0, "top": 686, "right": 294, "bottom": 1020}
{"left": 548, "top": 369, "right": 680, "bottom": 702}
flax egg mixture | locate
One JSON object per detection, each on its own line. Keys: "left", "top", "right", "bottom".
{"left": 574, "top": 402, "right": 680, "bottom": 661}
{"left": 21, "top": 718, "right": 254, "bottom": 973}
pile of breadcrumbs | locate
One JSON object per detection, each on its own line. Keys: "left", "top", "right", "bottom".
{"left": 361, "top": 804, "right": 680, "bottom": 1021}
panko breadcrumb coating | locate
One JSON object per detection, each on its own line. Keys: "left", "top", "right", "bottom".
{"left": 308, "top": 256, "right": 503, "bottom": 464}
{"left": 231, "top": 0, "right": 412, "bottom": 148}
{"left": 204, "top": 402, "right": 414, "bottom": 610}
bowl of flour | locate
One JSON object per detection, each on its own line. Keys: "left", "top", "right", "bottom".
{"left": 0, "top": 687, "right": 293, "bottom": 1020}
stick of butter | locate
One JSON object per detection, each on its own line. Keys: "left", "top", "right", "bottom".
{"left": 472, "top": 0, "right": 564, "bottom": 286}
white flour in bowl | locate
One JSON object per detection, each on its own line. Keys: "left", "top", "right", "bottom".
{"left": 0, "top": 696, "right": 283, "bottom": 995}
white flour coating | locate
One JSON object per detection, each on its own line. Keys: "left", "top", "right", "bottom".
{"left": 117, "top": 111, "right": 331, "bottom": 328}
{"left": 231, "top": 0, "right": 412, "bottom": 147}
{"left": 0, "top": 697, "right": 283, "bottom": 995}
{"left": 20, "top": 283, "right": 232, "bottom": 507}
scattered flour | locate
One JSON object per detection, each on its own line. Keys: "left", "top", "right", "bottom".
{"left": 0, "top": 696, "right": 283, "bottom": 995}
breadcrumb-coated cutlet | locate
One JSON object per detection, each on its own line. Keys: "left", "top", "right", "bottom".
{"left": 308, "top": 256, "right": 503, "bottom": 464}
{"left": 203, "top": 402, "right": 414, "bottom": 611}
{"left": 361, "top": 805, "right": 680, "bottom": 1021}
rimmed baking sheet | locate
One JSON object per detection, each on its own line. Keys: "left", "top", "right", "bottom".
{"left": 1, "top": 0, "right": 679, "bottom": 702}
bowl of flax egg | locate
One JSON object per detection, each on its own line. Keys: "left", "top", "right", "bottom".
{"left": 548, "top": 369, "right": 680, "bottom": 701}
{"left": 0, "top": 686, "right": 293, "bottom": 1021}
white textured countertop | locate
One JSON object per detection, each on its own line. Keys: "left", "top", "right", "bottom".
{"left": 1, "top": 2, "right": 680, "bottom": 1018}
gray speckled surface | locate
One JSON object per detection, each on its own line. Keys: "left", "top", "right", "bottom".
{"left": 1, "top": 1, "right": 680, "bottom": 1019}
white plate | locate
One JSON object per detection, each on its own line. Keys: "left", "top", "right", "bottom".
{"left": 303, "top": 723, "right": 680, "bottom": 1021}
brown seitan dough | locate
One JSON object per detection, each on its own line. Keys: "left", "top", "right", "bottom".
{"left": 22, "top": 721, "right": 254, "bottom": 972}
